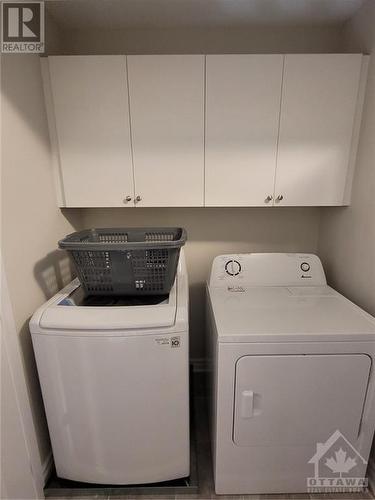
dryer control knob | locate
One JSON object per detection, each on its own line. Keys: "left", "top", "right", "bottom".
{"left": 225, "top": 260, "right": 241, "bottom": 276}
{"left": 301, "top": 262, "right": 311, "bottom": 272}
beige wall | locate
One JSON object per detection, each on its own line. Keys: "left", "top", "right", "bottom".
{"left": 53, "top": 24, "right": 343, "bottom": 55}
{"left": 318, "top": 0, "right": 375, "bottom": 318}
{"left": 82, "top": 207, "right": 320, "bottom": 358}
{"left": 1, "top": 54, "right": 82, "bottom": 467}
{"left": 45, "top": 9, "right": 65, "bottom": 55}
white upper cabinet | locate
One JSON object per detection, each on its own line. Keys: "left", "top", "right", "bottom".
{"left": 205, "top": 55, "right": 283, "bottom": 206}
{"left": 127, "top": 55, "right": 205, "bottom": 207}
{"left": 274, "top": 54, "right": 364, "bottom": 206}
{"left": 42, "top": 54, "right": 367, "bottom": 208}
{"left": 45, "top": 56, "right": 134, "bottom": 207}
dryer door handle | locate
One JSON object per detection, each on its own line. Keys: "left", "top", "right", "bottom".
{"left": 240, "top": 390, "right": 262, "bottom": 419}
{"left": 240, "top": 390, "right": 254, "bottom": 419}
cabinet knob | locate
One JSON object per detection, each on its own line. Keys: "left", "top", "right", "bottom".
{"left": 134, "top": 195, "right": 142, "bottom": 204}
{"left": 123, "top": 196, "right": 132, "bottom": 203}
{"left": 264, "top": 195, "right": 273, "bottom": 203}
{"left": 275, "top": 195, "right": 284, "bottom": 202}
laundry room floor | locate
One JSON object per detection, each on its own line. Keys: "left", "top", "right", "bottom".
{"left": 47, "top": 371, "right": 375, "bottom": 500}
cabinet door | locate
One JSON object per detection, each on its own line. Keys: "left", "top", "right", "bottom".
{"left": 205, "top": 55, "right": 283, "bottom": 206}
{"left": 127, "top": 55, "right": 204, "bottom": 207}
{"left": 48, "top": 56, "right": 134, "bottom": 207}
{"left": 275, "top": 54, "right": 363, "bottom": 206}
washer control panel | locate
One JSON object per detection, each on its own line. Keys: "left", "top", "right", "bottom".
{"left": 209, "top": 253, "right": 326, "bottom": 288}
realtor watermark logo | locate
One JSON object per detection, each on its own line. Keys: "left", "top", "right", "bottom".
{"left": 307, "top": 430, "right": 368, "bottom": 493}
{"left": 1, "top": 1, "right": 45, "bottom": 53}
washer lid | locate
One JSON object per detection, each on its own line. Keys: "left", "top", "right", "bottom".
{"left": 208, "top": 285, "right": 375, "bottom": 342}
{"left": 38, "top": 280, "right": 177, "bottom": 331}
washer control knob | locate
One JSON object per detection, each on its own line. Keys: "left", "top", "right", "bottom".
{"left": 225, "top": 260, "right": 241, "bottom": 276}
{"left": 301, "top": 262, "right": 311, "bottom": 272}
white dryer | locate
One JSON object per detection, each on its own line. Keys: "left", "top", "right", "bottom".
{"left": 30, "top": 251, "right": 189, "bottom": 485}
{"left": 207, "top": 253, "right": 375, "bottom": 495}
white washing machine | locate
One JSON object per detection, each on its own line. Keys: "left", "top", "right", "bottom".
{"left": 207, "top": 253, "right": 375, "bottom": 495}
{"left": 30, "top": 251, "right": 189, "bottom": 485}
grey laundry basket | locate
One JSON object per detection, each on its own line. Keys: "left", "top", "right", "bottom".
{"left": 59, "top": 227, "right": 187, "bottom": 296}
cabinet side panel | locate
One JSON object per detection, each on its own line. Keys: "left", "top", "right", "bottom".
{"left": 343, "top": 55, "right": 370, "bottom": 204}
{"left": 40, "top": 58, "right": 65, "bottom": 207}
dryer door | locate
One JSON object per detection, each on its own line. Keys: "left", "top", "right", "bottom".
{"left": 233, "top": 354, "right": 370, "bottom": 446}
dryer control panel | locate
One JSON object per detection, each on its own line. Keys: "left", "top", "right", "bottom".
{"left": 209, "top": 253, "right": 326, "bottom": 288}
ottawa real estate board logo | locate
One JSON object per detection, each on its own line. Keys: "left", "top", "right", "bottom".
{"left": 1, "top": 1, "right": 45, "bottom": 53}
{"left": 307, "top": 430, "right": 368, "bottom": 493}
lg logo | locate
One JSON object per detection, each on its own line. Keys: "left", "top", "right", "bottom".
{"left": 1, "top": 2, "right": 44, "bottom": 53}
{"left": 171, "top": 337, "right": 181, "bottom": 348}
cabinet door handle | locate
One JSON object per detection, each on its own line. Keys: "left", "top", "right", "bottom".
{"left": 134, "top": 195, "right": 142, "bottom": 204}
{"left": 265, "top": 195, "right": 273, "bottom": 203}
{"left": 123, "top": 196, "right": 132, "bottom": 203}
{"left": 275, "top": 195, "right": 284, "bottom": 202}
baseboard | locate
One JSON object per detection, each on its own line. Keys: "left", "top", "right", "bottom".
{"left": 41, "top": 451, "right": 53, "bottom": 485}
{"left": 190, "top": 358, "right": 207, "bottom": 373}
{"left": 368, "top": 456, "right": 375, "bottom": 495}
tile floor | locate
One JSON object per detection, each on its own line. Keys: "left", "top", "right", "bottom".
{"left": 47, "top": 372, "right": 374, "bottom": 500}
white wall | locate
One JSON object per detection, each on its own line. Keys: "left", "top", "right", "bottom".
{"left": 82, "top": 207, "right": 320, "bottom": 358}
{"left": 2, "top": 340, "right": 38, "bottom": 499}
{"left": 1, "top": 270, "right": 41, "bottom": 499}
{"left": 1, "top": 54, "right": 82, "bottom": 484}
